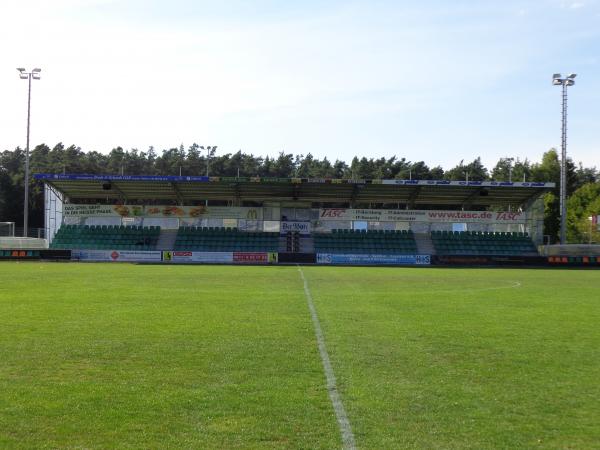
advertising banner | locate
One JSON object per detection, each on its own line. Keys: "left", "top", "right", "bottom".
{"left": 0, "top": 250, "right": 41, "bottom": 259}
{"left": 35, "top": 174, "right": 210, "bottom": 182}
{"left": 35, "top": 173, "right": 553, "bottom": 188}
{"left": 435, "top": 255, "right": 548, "bottom": 266}
{"left": 163, "top": 251, "right": 279, "bottom": 264}
{"left": 74, "top": 250, "right": 162, "bottom": 262}
{"left": 233, "top": 252, "right": 270, "bottom": 263}
{"left": 316, "top": 253, "right": 431, "bottom": 265}
{"left": 164, "top": 251, "right": 233, "bottom": 263}
{"left": 380, "top": 180, "right": 552, "bottom": 188}
{"left": 318, "top": 208, "right": 527, "bottom": 224}
{"left": 63, "top": 204, "right": 262, "bottom": 219}
{"left": 280, "top": 221, "right": 311, "bottom": 234}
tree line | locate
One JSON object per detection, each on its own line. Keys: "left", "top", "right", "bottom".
{"left": 0, "top": 143, "right": 598, "bottom": 243}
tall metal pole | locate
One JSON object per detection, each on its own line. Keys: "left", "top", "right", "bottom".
{"left": 205, "top": 146, "right": 210, "bottom": 206}
{"left": 560, "top": 82, "right": 568, "bottom": 244}
{"left": 23, "top": 73, "right": 32, "bottom": 237}
{"left": 18, "top": 68, "right": 40, "bottom": 237}
{"left": 206, "top": 147, "right": 209, "bottom": 177}
{"left": 553, "top": 73, "right": 576, "bottom": 244}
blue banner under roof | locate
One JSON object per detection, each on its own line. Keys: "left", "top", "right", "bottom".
{"left": 34, "top": 173, "right": 555, "bottom": 188}
{"left": 34, "top": 173, "right": 211, "bottom": 182}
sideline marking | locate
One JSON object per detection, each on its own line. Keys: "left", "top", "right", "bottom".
{"left": 298, "top": 266, "right": 357, "bottom": 450}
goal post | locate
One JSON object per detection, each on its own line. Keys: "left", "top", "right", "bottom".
{"left": 0, "top": 222, "right": 16, "bottom": 237}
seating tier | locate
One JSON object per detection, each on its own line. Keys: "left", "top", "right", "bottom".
{"left": 174, "top": 227, "right": 279, "bottom": 252}
{"left": 314, "top": 229, "right": 418, "bottom": 254}
{"left": 50, "top": 225, "right": 160, "bottom": 250}
{"left": 431, "top": 231, "right": 538, "bottom": 256}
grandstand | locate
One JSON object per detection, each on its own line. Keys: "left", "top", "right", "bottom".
{"left": 32, "top": 173, "right": 555, "bottom": 264}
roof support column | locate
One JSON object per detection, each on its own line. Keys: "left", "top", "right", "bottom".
{"left": 109, "top": 182, "right": 127, "bottom": 203}
{"left": 234, "top": 183, "right": 241, "bottom": 206}
{"left": 350, "top": 184, "right": 359, "bottom": 208}
{"left": 170, "top": 182, "right": 185, "bottom": 205}
{"left": 406, "top": 186, "right": 422, "bottom": 209}
{"left": 462, "top": 188, "right": 487, "bottom": 210}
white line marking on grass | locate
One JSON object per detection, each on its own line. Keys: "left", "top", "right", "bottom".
{"left": 298, "top": 266, "right": 357, "bottom": 450}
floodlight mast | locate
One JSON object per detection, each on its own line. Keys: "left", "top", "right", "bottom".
{"left": 199, "top": 145, "right": 217, "bottom": 206}
{"left": 506, "top": 157, "right": 515, "bottom": 182}
{"left": 16, "top": 67, "right": 41, "bottom": 237}
{"left": 200, "top": 145, "right": 217, "bottom": 177}
{"left": 552, "top": 73, "right": 576, "bottom": 244}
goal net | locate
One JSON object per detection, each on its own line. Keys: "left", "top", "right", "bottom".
{"left": 0, "top": 222, "right": 15, "bottom": 237}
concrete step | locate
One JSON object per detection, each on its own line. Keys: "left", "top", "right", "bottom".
{"left": 413, "top": 232, "right": 436, "bottom": 255}
{"left": 300, "top": 236, "right": 314, "bottom": 253}
{"left": 278, "top": 236, "right": 288, "bottom": 253}
{"left": 156, "top": 229, "right": 179, "bottom": 250}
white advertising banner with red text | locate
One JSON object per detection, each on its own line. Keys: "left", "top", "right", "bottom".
{"left": 233, "top": 252, "right": 278, "bottom": 263}
{"left": 165, "top": 251, "right": 233, "bottom": 263}
{"left": 74, "top": 250, "right": 162, "bottom": 262}
{"left": 64, "top": 204, "right": 528, "bottom": 224}
{"left": 319, "top": 208, "right": 528, "bottom": 224}
{"left": 63, "top": 204, "right": 262, "bottom": 219}
{"left": 163, "top": 251, "right": 277, "bottom": 264}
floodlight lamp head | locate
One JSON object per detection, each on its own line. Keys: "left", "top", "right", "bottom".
{"left": 553, "top": 73, "right": 562, "bottom": 79}
{"left": 17, "top": 68, "right": 25, "bottom": 73}
{"left": 567, "top": 73, "right": 576, "bottom": 79}
{"left": 32, "top": 68, "right": 41, "bottom": 73}
{"left": 552, "top": 79, "right": 563, "bottom": 85}
{"left": 566, "top": 79, "right": 575, "bottom": 86}
{"left": 32, "top": 73, "right": 40, "bottom": 80}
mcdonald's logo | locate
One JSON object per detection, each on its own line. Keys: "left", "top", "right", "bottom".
{"left": 246, "top": 209, "right": 258, "bottom": 220}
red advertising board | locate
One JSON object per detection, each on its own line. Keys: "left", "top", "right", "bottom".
{"left": 233, "top": 252, "right": 268, "bottom": 263}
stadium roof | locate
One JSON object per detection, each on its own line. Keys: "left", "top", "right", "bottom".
{"left": 35, "top": 174, "right": 555, "bottom": 208}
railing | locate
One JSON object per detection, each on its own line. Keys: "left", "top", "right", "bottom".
{"left": 11, "top": 228, "right": 46, "bottom": 239}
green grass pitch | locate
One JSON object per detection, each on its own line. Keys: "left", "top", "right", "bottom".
{"left": 0, "top": 263, "right": 599, "bottom": 449}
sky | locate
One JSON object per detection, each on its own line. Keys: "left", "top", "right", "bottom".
{"left": 1, "top": 0, "right": 599, "bottom": 171}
